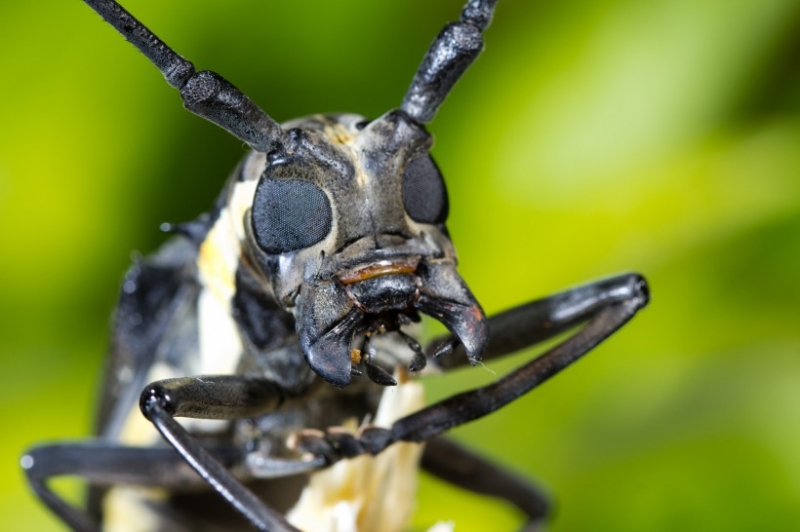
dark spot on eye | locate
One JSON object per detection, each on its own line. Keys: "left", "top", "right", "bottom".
{"left": 402, "top": 156, "right": 449, "bottom": 224}
{"left": 251, "top": 179, "right": 333, "bottom": 254}
{"left": 355, "top": 120, "right": 371, "bottom": 130}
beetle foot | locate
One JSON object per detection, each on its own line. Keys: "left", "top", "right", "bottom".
{"left": 289, "top": 428, "right": 361, "bottom": 464}
{"left": 289, "top": 425, "right": 395, "bottom": 465}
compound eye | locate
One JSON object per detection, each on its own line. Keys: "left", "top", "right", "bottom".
{"left": 251, "top": 178, "right": 333, "bottom": 254}
{"left": 402, "top": 155, "right": 449, "bottom": 224}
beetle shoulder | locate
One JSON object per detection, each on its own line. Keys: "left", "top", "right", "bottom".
{"left": 98, "top": 234, "right": 205, "bottom": 438}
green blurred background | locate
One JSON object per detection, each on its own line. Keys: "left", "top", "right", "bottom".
{"left": 2, "top": 0, "right": 800, "bottom": 530}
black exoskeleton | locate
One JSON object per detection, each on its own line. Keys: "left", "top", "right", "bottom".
{"left": 23, "top": 1, "right": 650, "bottom": 531}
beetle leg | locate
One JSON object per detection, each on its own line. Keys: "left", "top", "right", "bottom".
{"left": 389, "top": 273, "right": 648, "bottom": 444}
{"left": 421, "top": 437, "right": 550, "bottom": 532}
{"left": 431, "top": 273, "right": 650, "bottom": 369}
{"left": 296, "top": 273, "right": 649, "bottom": 461}
{"left": 139, "top": 374, "right": 301, "bottom": 532}
{"left": 21, "top": 441, "right": 243, "bottom": 532}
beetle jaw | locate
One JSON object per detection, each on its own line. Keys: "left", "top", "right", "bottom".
{"left": 293, "top": 259, "right": 488, "bottom": 388}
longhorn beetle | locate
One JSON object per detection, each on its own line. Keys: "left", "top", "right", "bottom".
{"left": 23, "top": 1, "right": 650, "bottom": 531}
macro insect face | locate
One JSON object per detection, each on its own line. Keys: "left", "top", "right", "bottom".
{"left": 23, "top": 1, "right": 649, "bottom": 531}
{"left": 244, "top": 113, "right": 485, "bottom": 388}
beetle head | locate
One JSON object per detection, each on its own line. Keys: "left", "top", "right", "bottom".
{"left": 80, "top": 0, "right": 499, "bottom": 389}
{"left": 241, "top": 111, "right": 487, "bottom": 387}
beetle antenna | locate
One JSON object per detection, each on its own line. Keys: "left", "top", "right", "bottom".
{"left": 83, "top": 0, "right": 283, "bottom": 152}
{"left": 400, "top": 0, "right": 498, "bottom": 123}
